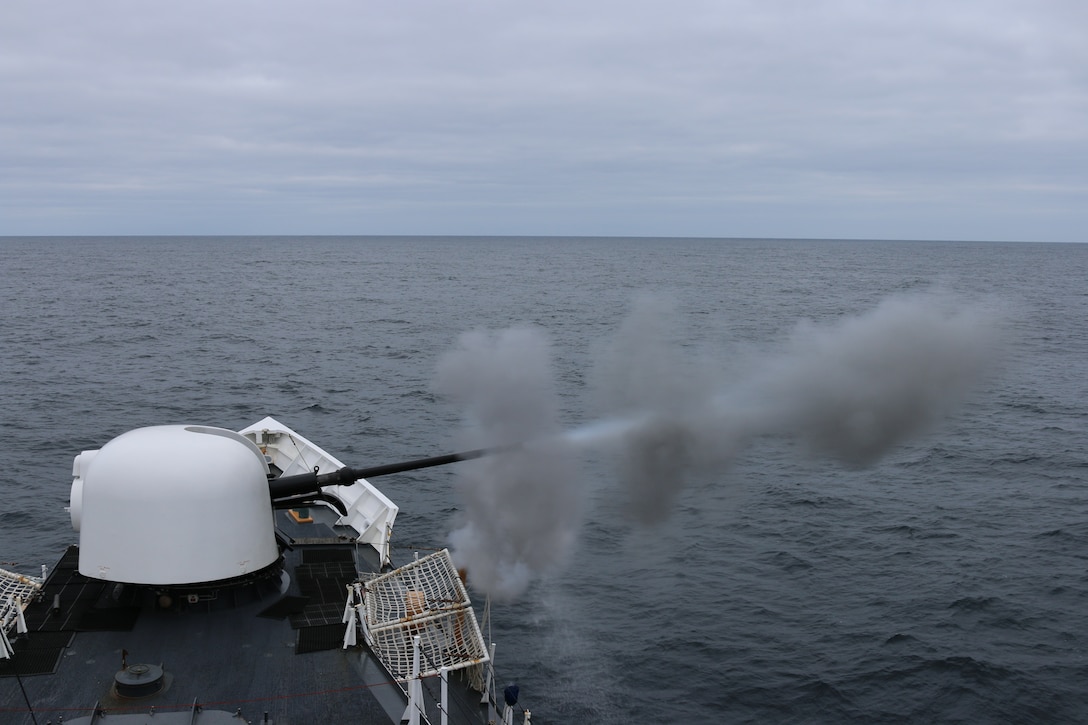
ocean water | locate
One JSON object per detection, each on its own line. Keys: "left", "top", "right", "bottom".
{"left": 1, "top": 236, "right": 1086, "bottom": 723}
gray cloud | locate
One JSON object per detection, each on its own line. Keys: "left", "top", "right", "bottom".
{"left": 2, "top": 0, "right": 1086, "bottom": 239}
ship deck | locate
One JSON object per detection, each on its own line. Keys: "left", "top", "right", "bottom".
{"left": 0, "top": 509, "right": 496, "bottom": 725}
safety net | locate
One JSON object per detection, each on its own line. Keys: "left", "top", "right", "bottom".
{"left": 362, "top": 549, "right": 489, "bottom": 680}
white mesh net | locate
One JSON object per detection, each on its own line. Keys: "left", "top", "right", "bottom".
{"left": 0, "top": 567, "right": 41, "bottom": 635}
{"left": 363, "top": 549, "right": 489, "bottom": 681}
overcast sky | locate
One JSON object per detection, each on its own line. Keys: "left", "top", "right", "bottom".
{"left": 2, "top": 1, "right": 1085, "bottom": 241}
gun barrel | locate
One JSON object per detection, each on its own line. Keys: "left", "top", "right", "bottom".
{"left": 267, "top": 446, "right": 498, "bottom": 501}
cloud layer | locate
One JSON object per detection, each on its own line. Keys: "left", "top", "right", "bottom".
{"left": 3, "top": 1, "right": 1086, "bottom": 239}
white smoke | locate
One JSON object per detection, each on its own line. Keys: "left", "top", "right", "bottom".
{"left": 434, "top": 327, "right": 581, "bottom": 601}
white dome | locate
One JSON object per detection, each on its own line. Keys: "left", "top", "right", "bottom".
{"left": 72, "top": 425, "right": 279, "bottom": 585}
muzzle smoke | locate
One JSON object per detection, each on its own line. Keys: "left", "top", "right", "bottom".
{"left": 437, "top": 291, "right": 1003, "bottom": 596}
{"left": 590, "top": 291, "right": 1003, "bottom": 523}
{"left": 434, "top": 327, "right": 581, "bottom": 601}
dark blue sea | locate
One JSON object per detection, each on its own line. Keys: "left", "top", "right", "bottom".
{"left": 1, "top": 236, "right": 1086, "bottom": 723}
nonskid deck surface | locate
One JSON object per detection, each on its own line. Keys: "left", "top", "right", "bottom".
{"left": 0, "top": 513, "right": 493, "bottom": 725}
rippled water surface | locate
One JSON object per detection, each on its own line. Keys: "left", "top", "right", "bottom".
{"left": 1, "top": 236, "right": 1086, "bottom": 723}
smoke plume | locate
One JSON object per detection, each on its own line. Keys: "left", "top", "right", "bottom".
{"left": 753, "top": 292, "right": 1000, "bottom": 462}
{"left": 587, "top": 295, "right": 743, "bottom": 521}
{"left": 591, "top": 291, "right": 1004, "bottom": 522}
{"left": 434, "top": 327, "right": 581, "bottom": 601}
{"left": 436, "top": 291, "right": 1004, "bottom": 595}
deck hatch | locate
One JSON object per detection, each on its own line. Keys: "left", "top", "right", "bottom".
{"left": 301, "top": 548, "right": 355, "bottom": 564}
{"left": 296, "top": 561, "right": 357, "bottom": 604}
{"left": 289, "top": 603, "right": 343, "bottom": 629}
{"left": 295, "top": 623, "right": 345, "bottom": 654}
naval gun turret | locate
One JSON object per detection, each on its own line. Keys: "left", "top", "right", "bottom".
{"left": 70, "top": 425, "right": 279, "bottom": 585}
{"left": 68, "top": 424, "right": 497, "bottom": 587}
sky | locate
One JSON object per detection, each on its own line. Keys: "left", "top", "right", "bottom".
{"left": 2, "top": 1, "right": 1086, "bottom": 241}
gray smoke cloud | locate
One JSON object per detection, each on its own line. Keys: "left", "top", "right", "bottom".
{"left": 754, "top": 292, "right": 1001, "bottom": 462}
{"left": 436, "top": 291, "right": 1004, "bottom": 594}
{"left": 586, "top": 295, "right": 741, "bottom": 520}
{"left": 434, "top": 327, "right": 581, "bottom": 601}
{"left": 591, "top": 290, "right": 1005, "bottom": 523}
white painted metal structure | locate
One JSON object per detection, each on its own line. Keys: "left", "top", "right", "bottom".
{"left": 67, "top": 416, "right": 399, "bottom": 582}
{"left": 70, "top": 426, "right": 279, "bottom": 584}
{"left": 240, "top": 416, "right": 399, "bottom": 566}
